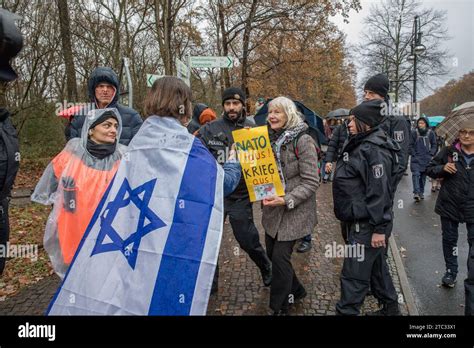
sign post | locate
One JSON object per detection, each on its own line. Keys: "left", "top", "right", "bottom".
{"left": 189, "top": 56, "right": 234, "bottom": 69}
{"left": 176, "top": 58, "right": 191, "bottom": 87}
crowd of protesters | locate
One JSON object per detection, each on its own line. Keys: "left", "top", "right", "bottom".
{"left": 1, "top": 8, "right": 472, "bottom": 315}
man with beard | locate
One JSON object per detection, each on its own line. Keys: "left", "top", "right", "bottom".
{"left": 196, "top": 87, "right": 272, "bottom": 292}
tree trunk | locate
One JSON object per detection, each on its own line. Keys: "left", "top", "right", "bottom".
{"left": 218, "top": 0, "right": 230, "bottom": 90}
{"left": 57, "top": 0, "right": 78, "bottom": 102}
{"left": 154, "top": 0, "right": 173, "bottom": 75}
{"left": 241, "top": 0, "right": 257, "bottom": 111}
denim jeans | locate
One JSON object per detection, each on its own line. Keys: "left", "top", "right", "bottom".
{"left": 412, "top": 171, "right": 427, "bottom": 195}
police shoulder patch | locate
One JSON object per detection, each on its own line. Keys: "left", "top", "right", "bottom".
{"left": 372, "top": 164, "right": 384, "bottom": 178}
{"left": 393, "top": 130, "right": 404, "bottom": 142}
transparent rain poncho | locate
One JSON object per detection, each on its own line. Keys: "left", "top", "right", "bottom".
{"left": 31, "top": 108, "right": 128, "bottom": 278}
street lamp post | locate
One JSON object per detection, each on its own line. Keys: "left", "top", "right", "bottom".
{"left": 407, "top": 15, "right": 426, "bottom": 104}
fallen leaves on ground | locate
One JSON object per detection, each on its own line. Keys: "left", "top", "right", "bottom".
{"left": 0, "top": 203, "right": 53, "bottom": 298}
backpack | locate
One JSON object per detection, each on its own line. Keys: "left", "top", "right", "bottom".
{"left": 293, "top": 128, "right": 322, "bottom": 178}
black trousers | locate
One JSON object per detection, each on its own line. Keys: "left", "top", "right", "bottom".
{"left": 212, "top": 197, "right": 270, "bottom": 290}
{"left": 336, "top": 225, "right": 398, "bottom": 315}
{"left": 224, "top": 197, "right": 270, "bottom": 270}
{"left": 466, "top": 240, "right": 474, "bottom": 315}
{"left": 0, "top": 198, "right": 10, "bottom": 276}
{"left": 265, "top": 234, "right": 304, "bottom": 312}
{"left": 441, "top": 217, "right": 474, "bottom": 276}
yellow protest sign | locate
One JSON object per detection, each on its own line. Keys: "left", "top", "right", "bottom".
{"left": 232, "top": 126, "right": 285, "bottom": 202}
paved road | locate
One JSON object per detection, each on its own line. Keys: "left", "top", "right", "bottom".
{"left": 0, "top": 183, "right": 409, "bottom": 315}
{"left": 393, "top": 172, "right": 468, "bottom": 315}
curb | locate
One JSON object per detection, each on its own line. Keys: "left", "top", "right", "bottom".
{"left": 389, "top": 235, "right": 419, "bottom": 315}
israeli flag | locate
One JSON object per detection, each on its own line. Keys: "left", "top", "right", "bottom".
{"left": 47, "top": 116, "right": 224, "bottom": 315}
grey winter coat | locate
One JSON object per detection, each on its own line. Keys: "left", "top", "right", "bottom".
{"left": 262, "top": 131, "right": 319, "bottom": 241}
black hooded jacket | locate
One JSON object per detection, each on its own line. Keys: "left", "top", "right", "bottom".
{"left": 426, "top": 142, "right": 474, "bottom": 223}
{"left": 66, "top": 67, "right": 143, "bottom": 145}
{"left": 187, "top": 103, "right": 208, "bottom": 134}
{"left": 0, "top": 108, "right": 19, "bottom": 201}
{"left": 332, "top": 127, "right": 400, "bottom": 239}
{"left": 196, "top": 111, "right": 254, "bottom": 200}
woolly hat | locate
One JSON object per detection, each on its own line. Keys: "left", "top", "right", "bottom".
{"left": 199, "top": 108, "right": 217, "bottom": 125}
{"left": 350, "top": 99, "right": 386, "bottom": 128}
{"left": 222, "top": 87, "right": 246, "bottom": 105}
{"left": 364, "top": 73, "right": 390, "bottom": 99}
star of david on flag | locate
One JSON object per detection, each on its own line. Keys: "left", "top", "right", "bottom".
{"left": 47, "top": 116, "right": 224, "bottom": 315}
{"left": 91, "top": 178, "right": 166, "bottom": 269}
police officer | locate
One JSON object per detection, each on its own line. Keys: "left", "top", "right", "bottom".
{"left": 333, "top": 99, "right": 401, "bottom": 315}
{"left": 0, "top": 9, "right": 22, "bottom": 276}
{"left": 363, "top": 73, "right": 410, "bottom": 187}
{"left": 197, "top": 87, "right": 272, "bottom": 289}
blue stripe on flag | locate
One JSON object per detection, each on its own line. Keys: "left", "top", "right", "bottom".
{"left": 46, "top": 173, "right": 117, "bottom": 315}
{"left": 148, "top": 138, "right": 217, "bottom": 315}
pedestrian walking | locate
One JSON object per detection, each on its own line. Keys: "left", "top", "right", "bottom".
{"left": 426, "top": 119, "right": 474, "bottom": 300}
{"left": 409, "top": 117, "right": 437, "bottom": 201}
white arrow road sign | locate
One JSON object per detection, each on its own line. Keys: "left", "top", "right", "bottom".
{"left": 189, "top": 56, "right": 234, "bottom": 69}
{"left": 146, "top": 74, "right": 163, "bottom": 87}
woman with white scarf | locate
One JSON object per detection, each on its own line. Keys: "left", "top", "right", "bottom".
{"left": 262, "top": 96, "right": 319, "bottom": 315}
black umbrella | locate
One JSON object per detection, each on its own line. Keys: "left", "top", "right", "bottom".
{"left": 254, "top": 99, "right": 328, "bottom": 145}
{"left": 326, "top": 108, "right": 350, "bottom": 119}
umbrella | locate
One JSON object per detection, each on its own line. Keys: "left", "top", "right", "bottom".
{"left": 326, "top": 108, "right": 350, "bottom": 119}
{"left": 427, "top": 116, "right": 445, "bottom": 127}
{"left": 254, "top": 99, "right": 328, "bottom": 146}
{"left": 436, "top": 102, "right": 474, "bottom": 144}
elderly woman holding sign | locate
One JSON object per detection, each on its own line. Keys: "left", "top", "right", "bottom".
{"left": 262, "top": 96, "right": 319, "bottom": 315}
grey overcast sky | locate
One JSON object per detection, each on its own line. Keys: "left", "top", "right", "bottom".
{"left": 330, "top": 0, "right": 474, "bottom": 99}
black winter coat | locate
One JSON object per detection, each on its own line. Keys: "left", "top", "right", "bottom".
{"left": 66, "top": 67, "right": 143, "bottom": 145}
{"left": 0, "top": 109, "right": 20, "bottom": 201}
{"left": 426, "top": 143, "right": 474, "bottom": 223}
{"left": 333, "top": 128, "right": 400, "bottom": 238}
{"left": 187, "top": 103, "right": 208, "bottom": 134}
{"left": 196, "top": 113, "right": 254, "bottom": 200}
{"left": 325, "top": 123, "right": 348, "bottom": 163}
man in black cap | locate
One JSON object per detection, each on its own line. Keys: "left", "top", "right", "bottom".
{"left": 333, "top": 99, "right": 401, "bottom": 315}
{"left": 0, "top": 9, "right": 22, "bottom": 275}
{"left": 364, "top": 73, "right": 410, "bottom": 187}
{"left": 196, "top": 87, "right": 272, "bottom": 292}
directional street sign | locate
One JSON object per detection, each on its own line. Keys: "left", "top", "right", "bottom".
{"left": 146, "top": 74, "right": 162, "bottom": 87}
{"left": 176, "top": 58, "right": 190, "bottom": 87}
{"left": 189, "top": 56, "right": 234, "bottom": 69}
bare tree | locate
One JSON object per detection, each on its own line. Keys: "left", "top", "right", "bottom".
{"left": 57, "top": 0, "right": 78, "bottom": 102}
{"left": 356, "top": 0, "right": 451, "bottom": 102}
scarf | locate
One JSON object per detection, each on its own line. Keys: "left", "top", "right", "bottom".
{"left": 272, "top": 122, "right": 308, "bottom": 188}
{"left": 86, "top": 139, "right": 116, "bottom": 159}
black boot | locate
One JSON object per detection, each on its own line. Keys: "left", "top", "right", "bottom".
{"left": 261, "top": 263, "right": 272, "bottom": 287}
{"left": 366, "top": 302, "right": 401, "bottom": 316}
{"left": 297, "top": 240, "right": 312, "bottom": 253}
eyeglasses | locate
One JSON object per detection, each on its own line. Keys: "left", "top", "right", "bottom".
{"left": 459, "top": 129, "right": 474, "bottom": 137}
